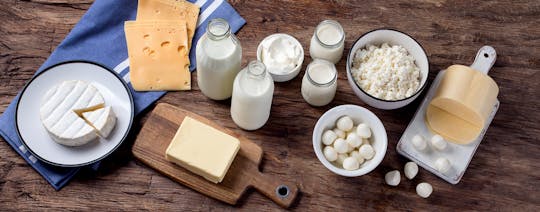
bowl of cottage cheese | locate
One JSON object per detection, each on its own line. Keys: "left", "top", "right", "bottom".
{"left": 346, "top": 29, "right": 429, "bottom": 110}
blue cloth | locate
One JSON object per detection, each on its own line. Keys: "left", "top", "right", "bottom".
{"left": 0, "top": 0, "right": 245, "bottom": 190}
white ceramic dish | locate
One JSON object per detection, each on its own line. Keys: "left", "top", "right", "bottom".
{"left": 312, "top": 105, "right": 387, "bottom": 177}
{"left": 397, "top": 46, "right": 499, "bottom": 184}
{"left": 346, "top": 29, "right": 429, "bottom": 110}
{"left": 256, "top": 33, "right": 304, "bottom": 82}
{"left": 16, "top": 61, "right": 134, "bottom": 167}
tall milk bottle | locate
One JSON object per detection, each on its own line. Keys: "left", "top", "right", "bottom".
{"left": 231, "top": 61, "right": 275, "bottom": 130}
{"left": 196, "top": 18, "right": 242, "bottom": 100}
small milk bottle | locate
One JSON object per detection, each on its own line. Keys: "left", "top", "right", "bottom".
{"left": 231, "top": 61, "right": 275, "bottom": 130}
{"left": 196, "top": 18, "right": 242, "bottom": 100}
{"left": 301, "top": 59, "right": 338, "bottom": 106}
{"left": 309, "top": 20, "right": 345, "bottom": 64}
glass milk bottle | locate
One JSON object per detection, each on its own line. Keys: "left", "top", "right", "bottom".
{"left": 309, "top": 20, "right": 345, "bottom": 64}
{"left": 231, "top": 61, "right": 274, "bottom": 130}
{"left": 301, "top": 59, "right": 338, "bottom": 106}
{"left": 196, "top": 18, "right": 242, "bottom": 100}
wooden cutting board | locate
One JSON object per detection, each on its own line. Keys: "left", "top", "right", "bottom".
{"left": 132, "top": 103, "right": 299, "bottom": 208}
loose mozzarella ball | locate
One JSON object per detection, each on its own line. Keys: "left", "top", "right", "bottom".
{"left": 431, "top": 134, "right": 447, "bottom": 151}
{"left": 336, "top": 116, "right": 354, "bottom": 132}
{"left": 356, "top": 123, "right": 372, "bottom": 138}
{"left": 359, "top": 144, "right": 375, "bottom": 160}
{"left": 322, "top": 130, "right": 338, "bottom": 145}
{"left": 323, "top": 146, "right": 338, "bottom": 162}
{"left": 333, "top": 138, "right": 349, "bottom": 154}
{"left": 336, "top": 153, "right": 348, "bottom": 165}
{"left": 346, "top": 132, "right": 362, "bottom": 148}
{"left": 333, "top": 128, "right": 346, "bottom": 139}
{"left": 350, "top": 150, "right": 365, "bottom": 164}
{"left": 412, "top": 134, "right": 427, "bottom": 151}
{"left": 416, "top": 182, "right": 433, "bottom": 198}
{"left": 404, "top": 162, "right": 419, "bottom": 180}
{"left": 343, "top": 157, "right": 360, "bottom": 170}
{"left": 435, "top": 157, "right": 451, "bottom": 173}
{"left": 385, "top": 170, "right": 401, "bottom": 186}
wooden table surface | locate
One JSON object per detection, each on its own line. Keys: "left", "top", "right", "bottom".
{"left": 1, "top": 0, "right": 539, "bottom": 211}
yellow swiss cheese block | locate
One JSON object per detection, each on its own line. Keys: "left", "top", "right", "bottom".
{"left": 165, "top": 116, "right": 240, "bottom": 184}
{"left": 426, "top": 65, "right": 499, "bottom": 144}
{"left": 124, "top": 20, "right": 191, "bottom": 91}
{"left": 136, "top": 0, "right": 200, "bottom": 49}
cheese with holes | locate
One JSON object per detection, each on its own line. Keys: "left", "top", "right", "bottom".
{"left": 165, "top": 116, "right": 240, "bottom": 183}
{"left": 125, "top": 20, "right": 191, "bottom": 91}
{"left": 40, "top": 80, "right": 117, "bottom": 146}
{"left": 136, "top": 0, "right": 200, "bottom": 49}
{"left": 426, "top": 65, "right": 499, "bottom": 144}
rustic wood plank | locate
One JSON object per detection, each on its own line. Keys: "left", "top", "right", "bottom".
{"left": 1, "top": 0, "right": 539, "bottom": 211}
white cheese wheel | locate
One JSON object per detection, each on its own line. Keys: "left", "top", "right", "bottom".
{"left": 40, "top": 80, "right": 116, "bottom": 146}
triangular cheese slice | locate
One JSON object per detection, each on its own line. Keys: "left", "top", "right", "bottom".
{"left": 81, "top": 106, "right": 117, "bottom": 138}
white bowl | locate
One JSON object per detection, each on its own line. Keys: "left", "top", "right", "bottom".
{"left": 312, "top": 105, "right": 387, "bottom": 177}
{"left": 346, "top": 29, "right": 429, "bottom": 110}
{"left": 257, "top": 33, "right": 304, "bottom": 82}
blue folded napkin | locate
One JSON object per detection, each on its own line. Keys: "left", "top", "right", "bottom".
{"left": 0, "top": 0, "right": 245, "bottom": 190}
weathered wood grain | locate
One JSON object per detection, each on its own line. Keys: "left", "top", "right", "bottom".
{"left": 1, "top": 0, "right": 539, "bottom": 211}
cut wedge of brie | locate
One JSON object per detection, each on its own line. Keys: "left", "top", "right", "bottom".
{"left": 40, "top": 80, "right": 117, "bottom": 146}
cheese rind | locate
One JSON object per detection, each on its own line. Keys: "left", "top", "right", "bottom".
{"left": 82, "top": 106, "right": 117, "bottom": 138}
{"left": 426, "top": 65, "right": 499, "bottom": 144}
{"left": 165, "top": 116, "right": 240, "bottom": 183}
{"left": 125, "top": 20, "right": 191, "bottom": 91}
{"left": 40, "top": 81, "right": 104, "bottom": 146}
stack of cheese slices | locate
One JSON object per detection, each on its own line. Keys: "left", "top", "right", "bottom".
{"left": 40, "top": 80, "right": 117, "bottom": 147}
{"left": 124, "top": 0, "right": 200, "bottom": 91}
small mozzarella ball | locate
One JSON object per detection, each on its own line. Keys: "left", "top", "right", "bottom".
{"left": 416, "top": 182, "right": 433, "bottom": 198}
{"left": 322, "top": 130, "right": 338, "bottom": 145}
{"left": 431, "top": 134, "right": 447, "bottom": 151}
{"left": 333, "top": 138, "right": 349, "bottom": 154}
{"left": 356, "top": 123, "right": 372, "bottom": 138}
{"left": 336, "top": 116, "right": 354, "bottom": 132}
{"left": 323, "top": 146, "right": 338, "bottom": 162}
{"left": 385, "top": 170, "right": 401, "bottom": 186}
{"left": 412, "top": 134, "right": 427, "bottom": 151}
{"left": 359, "top": 144, "right": 375, "bottom": 160}
{"left": 346, "top": 132, "right": 362, "bottom": 148}
{"left": 350, "top": 150, "right": 365, "bottom": 164}
{"left": 333, "top": 128, "right": 346, "bottom": 139}
{"left": 434, "top": 157, "right": 451, "bottom": 173}
{"left": 343, "top": 157, "right": 360, "bottom": 170}
{"left": 336, "top": 153, "right": 348, "bottom": 165}
{"left": 404, "top": 162, "right": 419, "bottom": 180}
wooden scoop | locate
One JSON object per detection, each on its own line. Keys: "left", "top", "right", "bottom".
{"left": 132, "top": 103, "right": 299, "bottom": 208}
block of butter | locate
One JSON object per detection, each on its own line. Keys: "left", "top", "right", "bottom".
{"left": 165, "top": 116, "right": 240, "bottom": 183}
{"left": 426, "top": 65, "right": 499, "bottom": 144}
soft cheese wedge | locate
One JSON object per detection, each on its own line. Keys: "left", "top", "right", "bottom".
{"left": 40, "top": 80, "right": 117, "bottom": 146}
{"left": 82, "top": 106, "right": 117, "bottom": 138}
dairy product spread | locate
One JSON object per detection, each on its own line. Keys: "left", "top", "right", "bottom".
{"left": 259, "top": 34, "right": 302, "bottom": 76}
{"left": 165, "top": 116, "right": 240, "bottom": 183}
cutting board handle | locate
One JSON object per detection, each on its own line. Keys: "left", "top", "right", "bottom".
{"left": 470, "top": 46, "right": 497, "bottom": 74}
{"left": 252, "top": 171, "right": 299, "bottom": 208}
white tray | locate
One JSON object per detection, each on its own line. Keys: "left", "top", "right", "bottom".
{"left": 397, "top": 46, "right": 498, "bottom": 184}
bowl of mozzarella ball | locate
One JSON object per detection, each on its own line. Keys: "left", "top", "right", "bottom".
{"left": 346, "top": 29, "right": 429, "bottom": 110}
{"left": 313, "top": 105, "right": 387, "bottom": 177}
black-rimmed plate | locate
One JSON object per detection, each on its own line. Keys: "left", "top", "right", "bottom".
{"left": 16, "top": 61, "right": 134, "bottom": 167}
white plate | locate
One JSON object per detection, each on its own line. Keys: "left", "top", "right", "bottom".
{"left": 16, "top": 61, "right": 134, "bottom": 167}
